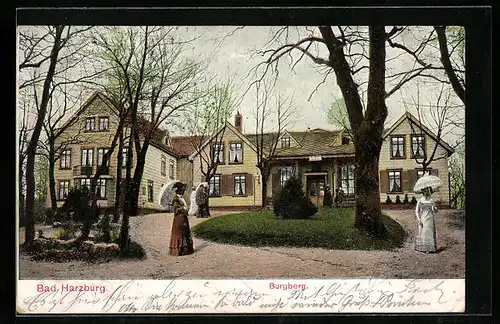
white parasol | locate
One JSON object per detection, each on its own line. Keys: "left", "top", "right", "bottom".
{"left": 158, "top": 180, "right": 181, "bottom": 211}
{"left": 413, "top": 174, "right": 443, "bottom": 193}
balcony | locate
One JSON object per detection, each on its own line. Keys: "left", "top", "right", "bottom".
{"left": 73, "top": 165, "right": 111, "bottom": 177}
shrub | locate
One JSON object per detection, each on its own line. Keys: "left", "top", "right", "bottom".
{"left": 385, "top": 195, "right": 393, "bottom": 204}
{"left": 273, "top": 176, "right": 318, "bottom": 219}
{"left": 403, "top": 193, "right": 409, "bottom": 204}
{"left": 54, "top": 222, "right": 79, "bottom": 240}
{"left": 59, "top": 187, "right": 99, "bottom": 224}
{"left": 395, "top": 195, "right": 402, "bottom": 204}
{"left": 410, "top": 196, "right": 418, "bottom": 205}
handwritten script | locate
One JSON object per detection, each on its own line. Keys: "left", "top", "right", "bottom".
{"left": 17, "top": 279, "right": 465, "bottom": 314}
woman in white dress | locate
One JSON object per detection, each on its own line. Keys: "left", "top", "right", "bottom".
{"left": 414, "top": 186, "right": 438, "bottom": 253}
{"left": 188, "top": 186, "right": 198, "bottom": 216}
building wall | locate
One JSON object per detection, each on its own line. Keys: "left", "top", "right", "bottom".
{"left": 138, "top": 144, "right": 177, "bottom": 210}
{"left": 49, "top": 94, "right": 176, "bottom": 211}
{"left": 176, "top": 157, "right": 193, "bottom": 202}
{"left": 191, "top": 126, "right": 262, "bottom": 207}
{"left": 379, "top": 118, "right": 450, "bottom": 204}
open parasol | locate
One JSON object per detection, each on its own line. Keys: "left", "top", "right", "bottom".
{"left": 413, "top": 174, "right": 443, "bottom": 193}
{"left": 158, "top": 179, "right": 181, "bottom": 211}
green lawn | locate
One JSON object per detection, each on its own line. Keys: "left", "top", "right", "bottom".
{"left": 192, "top": 207, "right": 407, "bottom": 251}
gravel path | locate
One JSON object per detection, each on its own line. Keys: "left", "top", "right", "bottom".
{"left": 19, "top": 209, "right": 464, "bottom": 279}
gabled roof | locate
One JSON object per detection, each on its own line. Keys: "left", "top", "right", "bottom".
{"left": 384, "top": 111, "right": 455, "bottom": 155}
{"left": 187, "top": 121, "right": 259, "bottom": 161}
{"left": 170, "top": 135, "right": 203, "bottom": 157}
{"left": 277, "top": 130, "right": 301, "bottom": 147}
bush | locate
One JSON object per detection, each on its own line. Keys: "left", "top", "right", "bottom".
{"left": 403, "top": 193, "right": 409, "bottom": 204}
{"left": 410, "top": 196, "right": 418, "bottom": 205}
{"left": 59, "top": 187, "right": 99, "bottom": 224}
{"left": 273, "top": 176, "right": 318, "bottom": 219}
{"left": 33, "top": 199, "right": 47, "bottom": 224}
{"left": 395, "top": 195, "right": 402, "bottom": 204}
{"left": 54, "top": 222, "right": 79, "bottom": 240}
{"left": 385, "top": 195, "right": 393, "bottom": 204}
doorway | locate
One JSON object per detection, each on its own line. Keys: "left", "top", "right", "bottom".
{"left": 307, "top": 175, "right": 326, "bottom": 207}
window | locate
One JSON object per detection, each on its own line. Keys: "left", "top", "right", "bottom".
{"left": 97, "top": 148, "right": 109, "bottom": 166}
{"left": 341, "top": 136, "right": 350, "bottom": 145}
{"left": 281, "top": 136, "right": 290, "bottom": 148}
{"left": 81, "top": 149, "right": 94, "bottom": 166}
{"left": 213, "top": 143, "right": 224, "bottom": 164}
{"left": 161, "top": 155, "right": 166, "bottom": 176}
{"left": 280, "top": 166, "right": 293, "bottom": 187}
{"left": 209, "top": 175, "right": 221, "bottom": 196}
{"left": 85, "top": 117, "right": 95, "bottom": 131}
{"left": 391, "top": 136, "right": 405, "bottom": 158}
{"left": 340, "top": 164, "right": 355, "bottom": 195}
{"left": 229, "top": 142, "right": 243, "bottom": 163}
{"left": 233, "top": 174, "right": 246, "bottom": 196}
{"left": 80, "top": 178, "right": 91, "bottom": 189}
{"left": 388, "top": 170, "right": 402, "bottom": 192}
{"left": 417, "top": 169, "right": 431, "bottom": 178}
{"left": 60, "top": 150, "right": 71, "bottom": 169}
{"left": 99, "top": 117, "right": 109, "bottom": 131}
{"left": 58, "top": 180, "right": 70, "bottom": 200}
{"left": 147, "top": 180, "right": 154, "bottom": 202}
{"left": 411, "top": 135, "right": 426, "bottom": 158}
{"left": 96, "top": 179, "right": 106, "bottom": 198}
{"left": 169, "top": 159, "right": 175, "bottom": 179}
{"left": 121, "top": 147, "right": 129, "bottom": 167}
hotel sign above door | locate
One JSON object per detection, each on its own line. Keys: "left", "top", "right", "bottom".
{"left": 308, "top": 155, "right": 322, "bottom": 161}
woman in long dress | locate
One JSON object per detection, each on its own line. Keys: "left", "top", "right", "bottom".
{"left": 196, "top": 183, "right": 211, "bottom": 218}
{"left": 169, "top": 182, "right": 194, "bottom": 256}
{"left": 414, "top": 186, "right": 438, "bottom": 253}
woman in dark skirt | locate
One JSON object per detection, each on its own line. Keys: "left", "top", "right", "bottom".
{"left": 169, "top": 182, "right": 194, "bottom": 256}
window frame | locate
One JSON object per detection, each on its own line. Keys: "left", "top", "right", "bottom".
{"left": 85, "top": 117, "right": 96, "bottom": 132}
{"left": 280, "top": 136, "right": 290, "bottom": 148}
{"left": 98, "top": 116, "right": 109, "bottom": 131}
{"left": 58, "top": 180, "right": 70, "bottom": 200}
{"left": 209, "top": 174, "right": 221, "bottom": 197}
{"left": 229, "top": 141, "right": 243, "bottom": 164}
{"left": 233, "top": 174, "right": 247, "bottom": 196}
{"left": 390, "top": 135, "right": 406, "bottom": 159}
{"left": 147, "top": 180, "right": 154, "bottom": 202}
{"left": 169, "top": 159, "right": 175, "bottom": 179}
{"left": 411, "top": 134, "right": 426, "bottom": 158}
{"left": 59, "top": 149, "right": 72, "bottom": 169}
{"left": 280, "top": 166, "right": 294, "bottom": 188}
{"left": 81, "top": 148, "right": 94, "bottom": 166}
{"left": 212, "top": 143, "right": 225, "bottom": 164}
{"left": 388, "top": 169, "right": 403, "bottom": 193}
{"left": 121, "top": 147, "right": 129, "bottom": 168}
{"left": 340, "top": 164, "right": 355, "bottom": 195}
{"left": 97, "top": 147, "right": 110, "bottom": 167}
{"left": 416, "top": 168, "right": 432, "bottom": 179}
{"left": 80, "top": 178, "right": 91, "bottom": 189}
{"left": 161, "top": 155, "right": 166, "bottom": 176}
{"left": 96, "top": 179, "right": 107, "bottom": 199}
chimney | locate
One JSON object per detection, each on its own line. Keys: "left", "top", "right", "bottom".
{"left": 234, "top": 111, "right": 242, "bottom": 133}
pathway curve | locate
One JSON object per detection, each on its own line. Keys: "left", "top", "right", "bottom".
{"left": 19, "top": 209, "right": 464, "bottom": 279}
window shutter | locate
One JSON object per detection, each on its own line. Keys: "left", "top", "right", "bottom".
{"left": 221, "top": 174, "right": 232, "bottom": 196}
{"left": 379, "top": 170, "right": 388, "bottom": 193}
{"left": 246, "top": 174, "right": 254, "bottom": 196}
{"left": 409, "top": 169, "right": 418, "bottom": 192}
{"left": 402, "top": 170, "right": 410, "bottom": 192}
{"left": 430, "top": 169, "right": 440, "bottom": 192}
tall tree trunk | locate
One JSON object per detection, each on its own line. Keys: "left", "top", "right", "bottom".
{"left": 48, "top": 146, "right": 57, "bottom": 223}
{"left": 260, "top": 172, "right": 269, "bottom": 208}
{"left": 120, "top": 134, "right": 134, "bottom": 252}
{"left": 23, "top": 26, "right": 63, "bottom": 251}
{"left": 114, "top": 131, "right": 124, "bottom": 222}
{"left": 128, "top": 143, "right": 149, "bottom": 216}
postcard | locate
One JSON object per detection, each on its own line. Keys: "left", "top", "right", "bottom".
{"left": 16, "top": 20, "right": 466, "bottom": 315}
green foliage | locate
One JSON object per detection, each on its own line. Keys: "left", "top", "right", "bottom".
{"left": 192, "top": 208, "right": 407, "bottom": 251}
{"left": 410, "top": 196, "right": 418, "bottom": 205}
{"left": 95, "top": 215, "right": 120, "bottom": 243}
{"left": 385, "top": 195, "right": 393, "bottom": 204}
{"left": 59, "top": 187, "right": 99, "bottom": 224}
{"left": 395, "top": 195, "right": 402, "bottom": 204}
{"left": 273, "top": 176, "right": 318, "bottom": 219}
{"left": 403, "top": 193, "right": 410, "bottom": 204}
{"left": 327, "top": 97, "right": 351, "bottom": 135}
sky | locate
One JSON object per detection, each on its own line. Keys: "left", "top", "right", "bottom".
{"left": 17, "top": 26, "right": 465, "bottom": 147}
{"left": 168, "top": 26, "right": 464, "bottom": 145}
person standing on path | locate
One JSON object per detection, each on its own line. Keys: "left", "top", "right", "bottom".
{"left": 169, "top": 181, "right": 194, "bottom": 256}
{"left": 414, "top": 186, "right": 438, "bottom": 253}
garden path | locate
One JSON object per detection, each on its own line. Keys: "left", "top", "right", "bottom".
{"left": 19, "top": 209, "right": 464, "bottom": 279}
